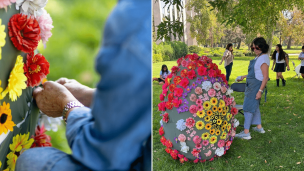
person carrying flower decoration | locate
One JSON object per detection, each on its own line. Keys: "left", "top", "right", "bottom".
{"left": 235, "top": 37, "right": 270, "bottom": 139}
{"left": 298, "top": 46, "right": 304, "bottom": 79}
{"left": 15, "top": 0, "right": 151, "bottom": 170}
{"left": 153, "top": 64, "right": 171, "bottom": 85}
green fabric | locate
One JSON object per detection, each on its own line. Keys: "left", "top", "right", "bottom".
{"left": 0, "top": 5, "right": 39, "bottom": 169}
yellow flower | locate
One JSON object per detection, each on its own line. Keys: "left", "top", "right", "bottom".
{"left": 206, "top": 110, "right": 213, "bottom": 116}
{"left": 204, "top": 116, "right": 210, "bottom": 122}
{"left": 209, "top": 135, "right": 217, "bottom": 144}
{"left": 221, "top": 126, "right": 226, "bottom": 131}
{"left": 205, "top": 123, "right": 211, "bottom": 130}
{"left": 202, "top": 132, "right": 210, "bottom": 140}
{"left": 223, "top": 121, "right": 228, "bottom": 126}
{"left": 6, "top": 152, "right": 17, "bottom": 171}
{"left": 215, "top": 129, "right": 221, "bottom": 135}
{"left": 227, "top": 123, "right": 231, "bottom": 131}
{"left": 196, "top": 120, "right": 205, "bottom": 130}
{"left": 216, "top": 119, "right": 222, "bottom": 125}
{"left": 221, "top": 132, "right": 227, "bottom": 139}
{"left": 219, "top": 100, "right": 225, "bottom": 108}
{"left": 218, "top": 107, "right": 223, "bottom": 113}
{"left": 222, "top": 111, "right": 227, "bottom": 116}
{"left": 227, "top": 113, "right": 232, "bottom": 121}
{"left": 210, "top": 129, "right": 215, "bottom": 135}
{"left": 212, "top": 106, "right": 218, "bottom": 112}
{"left": 210, "top": 97, "right": 218, "bottom": 106}
{"left": 197, "top": 110, "right": 205, "bottom": 118}
{"left": 225, "top": 106, "right": 229, "bottom": 112}
{"left": 0, "top": 80, "right": 3, "bottom": 100}
{"left": 9, "top": 133, "right": 34, "bottom": 152}
{"left": 1, "top": 56, "right": 27, "bottom": 101}
{"left": 0, "top": 19, "right": 6, "bottom": 60}
{"left": 203, "top": 101, "right": 211, "bottom": 110}
{"left": 0, "top": 102, "right": 15, "bottom": 135}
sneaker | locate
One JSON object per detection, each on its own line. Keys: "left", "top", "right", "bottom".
{"left": 252, "top": 127, "right": 265, "bottom": 133}
{"left": 235, "top": 131, "right": 251, "bottom": 140}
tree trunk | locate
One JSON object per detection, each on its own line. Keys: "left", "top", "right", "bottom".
{"left": 267, "top": 30, "right": 274, "bottom": 56}
{"left": 287, "top": 36, "right": 292, "bottom": 49}
{"left": 237, "top": 38, "right": 241, "bottom": 49}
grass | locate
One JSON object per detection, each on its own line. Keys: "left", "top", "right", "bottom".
{"left": 153, "top": 56, "right": 304, "bottom": 170}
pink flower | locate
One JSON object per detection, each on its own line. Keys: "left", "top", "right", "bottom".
{"left": 208, "top": 89, "right": 216, "bottom": 97}
{"left": 0, "top": 0, "right": 13, "bottom": 9}
{"left": 181, "top": 60, "right": 188, "bottom": 67}
{"left": 226, "top": 140, "right": 232, "bottom": 147}
{"left": 174, "top": 88, "right": 183, "bottom": 97}
{"left": 178, "top": 134, "right": 186, "bottom": 142}
{"left": 194, "top": 87, "right": 203, "bottom": 95}
{"left": 205, "top": 150, "right": 212, "bottom": 157}
{"left": 179, "top": 77, "right": 189, "bottom": 88}
{"left": 221, "top": 86, "right": 227, "bottom": 93}
{"left": 196, "top": 99, "right": 203, "bottom": 105}
{"left": 158, "top": 102, "right": 166, "bottom": 111}
{"left": 162, "top": 83, "right": 168, "bottom": 90}
{"left": 213, "top": 82, "right": 221, "bottom": 91}
{"left": 172, "top": 98, "right": 182, "bottom": 107}
{"left": 202, "top": 140, "right": 209, "bottom": 146}
{"left": 162, "top": 88, "right": 168, "bottom": 96}
{"left": 197, "top": 104, "right": 203, "bottom": 111}
{"left": 209, "top": 157, "right": 214, "bottom": 161}
{"left": 189, "top": 105, "right": 198, "bottom": 114}
{"left": 37, "top": 9, "right": 54, "bottom": 48}
{"left": 195, "top": 143, "right": 202, "bottom": 149}
{"left": 194, "top": 158, "right": 199, "bottom": 163}
{"left": 185, "top": 117, "right": 195, "bottom": 128}
{"left": 191, "top": 148, "right": 201, "bottom": 158}
{"left": 190, "top": 94, "right": 197, "bottom": 102}
{"left": 162, "top": 113, "right": 169, "bottom": 123}
{"left": 193, "top": 135, "right": 202, "bottom": 144}
{"left": 160, "top": 94, "right": 165, "bottom": 101}
{"left": 232, "top": 101, "right": 236, "bottom": 107}
{"left": 217, "top": 140, "right": 225, "bottom": 148}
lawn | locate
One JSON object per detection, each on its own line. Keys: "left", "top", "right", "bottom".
{"left": 153, "top": 56, "right": 304, "bottom": 170}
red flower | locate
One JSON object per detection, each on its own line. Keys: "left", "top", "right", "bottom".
{"left": 179, "top": 77, "right": 189, "bottom": 88}
{"left": 187, "top": 62, "right": 196, "bottom": 70}
{"left": 165, "top": 139, "right": 173, "bottom": 148}
{"left": 24, "top": 52, "right": 50, "bottom": 87}
{"left": 31, "top": 125, "right": 52, "bottom": 148}
{"left": 158, "top": 102, "right": 166, "bottom": 111}
{"left": 165, "top": 73, "right": 173, "bottom": 84}
{"left": 215, "top": 69, "right": 221, "bottom": 76}
{"left": 184, "top": 157, "right": 189, "bottom": 162}
{"left": 180, "top": 69, "right": 188, "bottom": 77}
{"left": 165, "top": 147, "right": 172, "bottom": 154}
{"left": 185, "top": 54, "right": 192, "bottom": 59}
{"left": 160, "top": 136, "right": 167, "bottom": 145}
{"left": 219, "top": 74, "right": 227, "bottom": 83}
{"left": 178, "top": 154, "right": 184, "bottom": 159}
{"left": 160, "top": 94, "right": 165, "bottom": 101}
{"left": 194, "top": 158, "right": 199, "bottom": 163}
{"left": 177, "top": 57, "right": 183, "bottom": 66}
{"left": 213, "top": 64, "right": 219, "bottom": 70}
{"left": 170, "top": 150, "right": 178, "bottom": 160}
{"left": 200, "top": 159, "right": 206, "bottom": 163}
{"left": 174, "top": 87, "right": 183, "bottom": 97}
{"left": 173, "top": 76, "right": 182, "bottom": 85}
{"left": 185, "top": 117, "right": 195, "bottom": 128}
{"left": 189, "top": 53, "right": 199, "bottom": 61}
{"left": 162, "top": 113, "right": 169, "bottom": 123}
{"left": 196, "top": 60, "right": 205, "bottom": 67}
{"left": 187, "top": 70, "right": 197, "bottom": 79}
{"left": 198, "top": 66, "right": 207, "bottom": 76}
{"left": 191, "top": 148, "right": 201, "bottom": 158}
{"left": 169, "top": 84, "right": 176, "bottom": 92}
{"left": 159, "top": 126, "right": 164, "bottom": 135}
{"left": 8, "top": 14, "right": 41, "bottom": 53}
{"left": 209, "top": 157, "right": 214, "bottom": 161}
{"left": 162, "top": 83, "right": 168, "bottom": 90}
{"left": 208, "top": 69, "right": 216, "bottom": 78}
{"left": 168, "top": 93, "right": 174, "bottom": 102}
{"left": 179, "top": 157, "right": 185, "bottom": 164}
{"left": 165, "top": 101, "right": 173, "bottom": 110}
{"left": 162, "top": 88, "right": 168, "bottom": 96}
{"left": 172, "top": 98, "right": 182, "bottom": 107}
{"left": 171, "top": 66, "right": 180, "bottom": 75}
{"left": 231, "top": 107, "right": 238, "bottom": 115}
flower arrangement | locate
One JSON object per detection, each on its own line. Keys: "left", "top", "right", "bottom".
{"left": 158, "top": 54, "right": 239, "bottom": 163}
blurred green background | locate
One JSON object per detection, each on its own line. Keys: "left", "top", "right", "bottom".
{"left": 40, "top": 0, "right": 117, "bottom": 153}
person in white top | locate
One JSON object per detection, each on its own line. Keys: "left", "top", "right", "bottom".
{"left": 153, "top": 64, "right": 171, "bottom": 85}
{"left": 235, "top": 37, "right": 269, "bottom": 140}
{"left": 271, "top": 44, "right": 290, "bottom": 87}
{"left": 298, "top": 46, "right": 304, "bottom": 79}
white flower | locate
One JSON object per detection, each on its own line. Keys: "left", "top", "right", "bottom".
{"left": 180, "top": 142, "right": 187, "bottom": 147}
{"left": 160, "top": 119, "right": 163, "bottom": 126}
{"left": 213, "top": 82, "right": 221, "bottom": 91}
{"left": 226, "top": 88, "right": 233, "bottom": 96}
{"left": 233, "top": 118, "right": 239, "bottom": 128}
{"left": 215, "top": 147, "right": 225, "bottom": 156}
{"left": 202, "top": 81, "right": 212, "bottom": 91}
{"left": 39, "top": 113, "right": 62, "bottom": 132}
{"left": 181, "top": 144, "right": 189, "bottom": 153}
{"left": 16, "top": 0, "right": 48, "bottom": 18}
{"left": 176, "top": 119, "right": 186, "bottom": 131}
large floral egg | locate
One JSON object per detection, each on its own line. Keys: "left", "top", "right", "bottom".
{"left": 158, "top": 54, "right": 239, "bottom": 163}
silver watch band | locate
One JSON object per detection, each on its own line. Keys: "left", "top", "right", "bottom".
{"left": 62, "top": 101, "right": 84, "bottom": 123}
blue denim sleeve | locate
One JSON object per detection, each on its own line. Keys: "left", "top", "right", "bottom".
{"left": 66, "top": 0, "right": 151, "bottom": 170}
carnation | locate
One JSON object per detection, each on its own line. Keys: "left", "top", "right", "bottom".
{"left": 189, "top": 94, "right": 197, "bottom": 102}
{"left": 208, "top": 89, "right": 216, "bottom": 97}
{"left": 176, "top": 119, "right": 186, "bottom": 131}
{"left": 194, "top": 87, "right": 203, "bottom": 95}
{"left": 185, "top": 117, "right": 195, "bottom": 128}
{"left": 215, "top": 147, "right": 225, "bottom": 157}
{"left": 193, "top": 135, "right": 202, "bottom": 144}
{"left": 189, "top": 105, "right": 197, "bottom": 114}
{"left": 178, "top": 134, "right": 186, "bottom": 142}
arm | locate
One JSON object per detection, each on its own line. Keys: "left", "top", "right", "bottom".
{"left": 160, "top": 74, "right": 165, "bottom": 81}
{"left": 256, "top": 63, "right": 269, "bottom": 100}
{"left": 271, "top": 59, "right": 275, "bottom": 70}
{"left": 285, "top": 56, "right": 290, "bottom": 70}
{"left": 237, "top": 75, "right": 247, "bottom": 81}
{"left": 219, "top": 51, "right": 228, "bottom": 65}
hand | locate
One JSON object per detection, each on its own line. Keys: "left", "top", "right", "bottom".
{"left": 237, "top": 76, "right": 244, "bottom": 82}
{"left": 271, "top": 67, "right": 274, "bottom": 70}
{"left": 219, "top": 61, "right": 222, "bottom": 65}
{"left": 33, "top": 81, "right": 78, "bottom": 117}
{"left": 256, "top": 91, "right": 262, "bottom": 100}
{"left": 287, "top": 66, "right": 290, "bottom": 71}
{"left": 56, "top": 78, "right": 95, "bottom": 107}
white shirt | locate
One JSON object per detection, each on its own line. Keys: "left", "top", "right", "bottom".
{"left": 276, "top": 52, "right": 285, "bottom": 63}
{"left": 254, "top": 54, "right": 270, "bottom": 81}
{"left": 299, "top": 52, "right": 304, "bottom": 66}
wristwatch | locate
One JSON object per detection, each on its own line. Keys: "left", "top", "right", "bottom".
{"left": 259, "top": 89, "right": 263, "bottom": 93}
{"left": 62, "top": 101, "right": 84, "bottom": 123}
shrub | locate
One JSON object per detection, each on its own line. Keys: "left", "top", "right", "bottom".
{"left": 163, "top": 55, "right": 170, "bottom": 61}
{"left": 188, "top": 45, "right": 201, "bottom": 54}
{"left": 153, "top": 53, "right": 163, "bottom": 63}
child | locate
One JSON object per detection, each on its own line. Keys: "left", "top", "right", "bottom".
{"left": 298, "top": 46, "right": 304, "bottom": 79}
{"left": 271, "top": 44, "right": 290, "bottom": 86}
{"left": 153, "top": 64, "right": 170, "bottom": 85}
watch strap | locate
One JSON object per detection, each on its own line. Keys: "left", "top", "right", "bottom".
{"left": 62, "top": 101, "right": 84, "bottom": 123}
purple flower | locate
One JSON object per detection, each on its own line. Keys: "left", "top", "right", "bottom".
{"left": 182, "top": 93, "right": 188, "bottom": 98}
{"left": 196, "top": 77, "right": 203, "bottom": 84}
{"left": 183, "top": 105, "right": 189, "bottom": 112}
{"left": 174, "top": 137, "right": 178, "bottom": 143}
{"left": 183, "top": 99, "right": 189, "bottom": 105}
{"left": 210, "top": 77, "right": 216, "bottom": 84}
{"left": 185, "top": 86, "right": 192, "bottom": 93}
{"left": 177, "top": 107, "right": 182, "bottom": 114}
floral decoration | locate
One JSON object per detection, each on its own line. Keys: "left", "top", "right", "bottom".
{"left": 0, "top": 18, "right": 5, "bottom": 60}
{"left": 31, "top": 125, "right": 52, "bottom": 147}
{"left": 0, "top": 102, "right": 15, "bottom": 135}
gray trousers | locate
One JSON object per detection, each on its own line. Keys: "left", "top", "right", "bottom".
{"left": 244, "top": 106, "right": 262, "bottom": 130}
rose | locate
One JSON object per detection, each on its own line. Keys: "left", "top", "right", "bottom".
{"left": 231, "top": 107, "right": 238, "bottom": 115}
{"left": 165, "top": 101, "right": 173, "bottom": 110}
{"left": 170, "top": 150, "right": 178, "bottom": 160}
{"left": 171, "top": 66, "right": 180, "bottom": 74}
{"left": 165, "top": 139, "right": 173, "bottom": 148}
{"left": 187, "top": 70, "right": 197, "bottom": 79}
{"left": 158, "top": 102, "right": 166, "bottom": 111}
{"left": 189, "top": 105, "right": 197, "bottom": 114}
{"left": 179, "top": 77, "right": 189, "bottom": 88}
{"left": 194, "top": 87, "right": 203, "bottom": 95}
{"left": 213, "top": 82, "right": 221, "bottom": 91}
{"left": 185, "top": 117, "right": 195, "bottom": 128}
{"left": 181, "top": 69, "right": 188, "bottom": 77}
{"left": 191, "top": 148, "right": 201, "bottom": 158}
{"left": 198, "top": 66, "right": 207, "bottom": 76}
{"left": 173, "top": 76, "right": 182, "bottom": 85}
{"left": 168, "top": 93, "right": 174, "bottom": 101}
{"left": 165, "top": 147, "right": 172, "bottom": 154}
{"left": 193, "top": 135, "right": 202, "bottom": 144}
{"left": 217, "top": 140, "right": 225, "bottom": 148}
{"left": 174, "top": 87, "right": 183, "bottom": 97}
{"left": 190, "top": 94, "right": 197, "bottom": 102}
{"left": 221, "top": 86, "right": 227, "bottom": 93}
{"left": 178, "top": 134, "right": 186, "bottom": 142}
{"left": 208, "top": 69, "right": 216, "bottom": 78}
{"left": 181, "top": 60, "right": 188, "bottom": 67}
{"left": 208, "top": 89, "right": 216, "bottom": 97}
{"left": 177, "top": 57, "right": 183, "bottom": 66}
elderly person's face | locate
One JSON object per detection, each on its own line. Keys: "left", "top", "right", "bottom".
{"left": 252, "top": 43, "right": 262, "bottom": 55}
